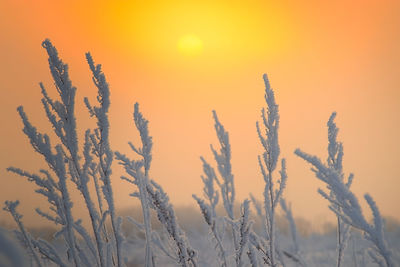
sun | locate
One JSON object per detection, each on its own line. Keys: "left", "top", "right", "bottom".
{"left": 178, "top": 34, "right": 203, "bottom": 57}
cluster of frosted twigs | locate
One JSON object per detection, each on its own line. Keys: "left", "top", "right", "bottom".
{"left": 1, "top": 40, "right": 396, "bottom": 267}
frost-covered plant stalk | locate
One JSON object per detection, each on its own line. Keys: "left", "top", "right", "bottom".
{"left": 115, "top": 103, "right": 154, "bottom": 267}
{"left": 6, "top": 40, "right": 85, "bottom": 267}
{"left": 84, "top": 52, "right": 124, "bottom": 267}
{"left": 324, "top": 112, "right": 352, "bottom": 267}
{"left": 197, "top": 111, "right": 256, "bottom": 266}
{"left": 210, "top": 111, "right": 235, "bottom": 217}
{"left": 295, "top": 112, "right": 395, "bottom": 267}
{"left": 5, "top": 39, "right": 123, "bottom": 267}
{"left": 248, "top": 230, "right": 270, "bottom": 265}
{"left": 236, "top": 200, "right": 252, "bottom": 267}
{"left": 193, "top": 157, "right": 227, "bottom": 266}
{"left": 197, "top": 157, "right": 219, "bottom": 217}
{"left": 116, "top": 104, "right": 197, "bottom": 267}
{"left": 256, "top": 74, "right": 287, "bottom": 267}
{"left": 148, "top": 181, "right": 198, "bottom": 267}
{"left": 247, "top": 245, "right": 259, "bottom": 267}
{"left": 209, "top": 111, "right": 240, "bottom": 256}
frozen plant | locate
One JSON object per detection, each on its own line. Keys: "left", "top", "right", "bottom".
{"left": 193, "top": 166, "right": 227, "bottom": 267}
{"left": 325, "top": 112, "right": 352, "bottom": 267}
{"left": 236, "top": 199, "right": 252, "bottom": 267}
{"left": 295, "top": 112, "right": 395, "bottom": 267}
{"left": 192, "top": 195, "right": 227, "bottom": 266}
{"left": 116, "top": 104, "right": 197, "bottom": 267}
{"left": 247, "top": 242, "right": 260, "bottom": 267}
{"left": 85, "top": 52, "right": 124, "bottom": 267}
{"left": 7, "top": 39, "right": 398, "bottom": 267}
{"left": 148, "top": 181, "right": 198, "bottom": 267}
{"left": 248, "top": 229, "right": 270, "bottom": 265}
{"left": 197, "top": 75, "right": 289, "bottom": 267}
{"left": 196, "top": 111, "right": 259, "bottom": 267}
{"left": 115, "top": 103, "right": 154, "bottom": 267}
{"left": 197, "top": 157, "right": 219, "bottom": 217}
{"left": 209, "top": 110, "right": 240, "bottom": 260}
{"left": 256, "top": 74, "right": 288, "bottom": 267}
{"left": 5, "top": 39, "right": 123, "bottom": 267}
{"left": 210, "top": 111, "right": 236, "bottom": 221}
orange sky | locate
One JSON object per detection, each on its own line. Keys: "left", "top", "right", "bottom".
{"left": 0, "top": 0, "right": 399, "bottom": 229}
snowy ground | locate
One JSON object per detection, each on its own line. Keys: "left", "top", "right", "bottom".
{"left": 122, "top": 225, "right": 400, "bottom": 266}
{"left": 1, "top": 207, "right": 400, "bottom": 266}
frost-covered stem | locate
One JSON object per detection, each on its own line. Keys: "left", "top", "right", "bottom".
{"left": 68, "top": 135, "right": 102, "bottom": 267}
{"left": 96, "top": 143, "right": 122, "bottom": 267}
{"left": 257, "top": 74, "right": 286, "bottom": 267}
{"left": 81, "top": 131, "right": 105, "bottom": 267}
{"left": 337, "top": 217, "right": 343, "bottom": 267}
{"left": 199, "top": 157, "right": 219, "bottom": 217}
{"left": 326, "top": 112, "right": 350, "bottom": 267}
{"left": 55, "top": 146, "right": 81, "bottom": 267}
{"left": 41, "top": 40, "right": 79, "bottom": 165}
{"left": 116, "top": 151, "right": 154, "bottom": 266}
{"left": 3, "top": 201, "right": 43, "bottom": 267}
{"left": 132, "top": 102, "right": 154, "bottom": 267}
{"left": 295, "top": 147, "right": 395, "bottom": 267}
{"left": 99, "top": 160, "right": 123, "bottom": 267}
{"left": 249, "top": 232, "right": 270, "bottom": 265}
{"left": 230, "top": 218, "right": 239, "bottom": 257}
{"left": 89, "top": 164, "right": 108, "bottom": 245}
{"left": 236, "top": 200, "right": 251, "bottom": 267}
{"left": 92, "top": 170, "right": 104, "bottom": 214}
{"left": 210, "top": 110, "right": 235, "bottom": 216}
{"left": 116, "top": 103, "right": 154, "bottom": 267}
{"left": 134, "top": 103, "right": 154, "bottom": 267}
{"left": 247, "top": 244, "right": 259, "bottom": 267}
{"left": 86, "top": 52, "right": 124, "bottom": 267}
{"left": 41, "top": 40, "right": 90, "bottom": 266}
{"left": 210, "top": 110, "right": 239, "bottom": 256}
{"left": 195, "top": 156, "right": 225, "bottom": 266}
{"left": 16, "top": 138, "right": 83, "bottom": 266}
{"left": 14, "top": 106, "right": 81, "bottom": 266}
{"left": 212, "top": 222, "right": 227, "bottom": 267}
{"left": 147, "top": 181, "right": 197, "bottom": 267}
{"left": 193, "top": 195, "right": 227, "bottom": 267}
{"left": 79, "top": 182, "right": 104, "bottom": 267}
{"left": 268, "top": 170, "right": 276, "bottom": 266}
{"left": 42, "top": 42, "right": 105, "bottom": 267}
{"left": 138, "top": 172, "right": 153, "bottom": 267}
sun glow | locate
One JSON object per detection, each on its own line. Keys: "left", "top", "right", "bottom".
{"left": 178, "top": 34, "right": 203, "bottom": 56}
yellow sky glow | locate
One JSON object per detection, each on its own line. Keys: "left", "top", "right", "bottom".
{"left": 178, "top": 34, "right": 203, "bottom": 56}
